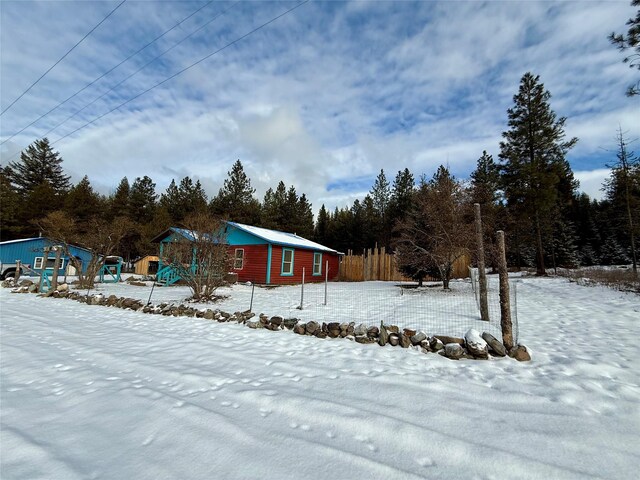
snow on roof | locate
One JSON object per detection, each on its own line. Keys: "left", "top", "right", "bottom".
{"left": 0, "top": 237, "right": 42, "bottom": 246}
{"left": 227, "top": 222, "right": 338, "bottom": 253}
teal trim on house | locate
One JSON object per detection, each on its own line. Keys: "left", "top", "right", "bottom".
{"left": 281, "top": 248, "right": 294, "bottom": 276}
{"left": 225, "top": 225, "right": 268, "bottom": 245}
{"left": 266, "top": 244, "right": 272, "bottom": 284}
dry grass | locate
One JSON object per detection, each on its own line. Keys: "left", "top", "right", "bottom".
{"left": 558, "top": 266, "right": 640, "bottom": 294}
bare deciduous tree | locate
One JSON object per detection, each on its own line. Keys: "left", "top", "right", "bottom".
{"left": 37, "top": 211, "right": 133, "bottom": 289}
{"left": 395, "top": 166, "right": 473, "bottom": 289}
{"left": 162, "top": 213, "right": 230, "bottom": 302}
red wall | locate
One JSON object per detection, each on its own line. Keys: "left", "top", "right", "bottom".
{"left": 229, "top": 245, "right": 269, "bottom": 283}
{"left": 268, "top": 247, "right": 339, "bottom": 285}
{"left": 229, "top": 244, "right": 340, "bottom": 285}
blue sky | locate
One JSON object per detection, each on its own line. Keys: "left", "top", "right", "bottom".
{"left": 1, "top": 0, "right": 638, "bottom": 212}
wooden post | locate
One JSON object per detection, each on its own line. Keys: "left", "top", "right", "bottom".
{"left": 474, "top": 203, "right": 490, "bottom": 322}
{"left": 39, "top": 247, "right": 50, "bottom": 291}
{"left": 496, "top": 231, "right": 513, "bottom": 350}
{"left": 51, "top": 247, "right": 62, "bottom": 291}
{"left": 299, "top": 267, "right": 305, "bottom": 310}
{"left": 14, "top": 260, "right": 21, "bottom": 283}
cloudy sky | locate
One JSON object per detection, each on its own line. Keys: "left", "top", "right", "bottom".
{"left": 1, "top": 0, "right": 638, "bottom": 214}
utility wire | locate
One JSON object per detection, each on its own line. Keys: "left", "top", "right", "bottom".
{"left": 0, "top": 0, "right": 213, "bottom": 146}
{"left": 44, "top": 0, "right": 241, "bottom": 140}
{"left": 0, "top": 0, "right": 127, "bottom": 116}
{"left": 53, "top": 0, "right": 310, "bottom": 145}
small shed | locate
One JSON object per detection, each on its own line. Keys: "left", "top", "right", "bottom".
{"left": 134, "top": 255, "right": 159, "bottom": 276}
{"left": 0, "top": 237, "right": 93, "bottom": 278}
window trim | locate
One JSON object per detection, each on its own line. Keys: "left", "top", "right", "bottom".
{"left": 233, "top": 248, "right": 244, "bottom": 270}
{"left": 281, "top": 248, "right": 294, "bottom": 276}
{"left": 34, "top": 256, "right": 65, "bottom": 270}
{"left": 312, "top": 252, "right": 322, "bottom": 276}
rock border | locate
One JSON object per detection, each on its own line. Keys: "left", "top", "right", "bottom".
{"left": 2, "top": 279, "right": 530, "bottom": 362}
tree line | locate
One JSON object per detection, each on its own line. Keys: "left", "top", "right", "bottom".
{"left": 1, "top": 73, "right": 638, "bottom": 281}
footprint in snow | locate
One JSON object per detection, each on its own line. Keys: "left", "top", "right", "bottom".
{"left": 416, "top": 457, "right": 435, "bottom": 467}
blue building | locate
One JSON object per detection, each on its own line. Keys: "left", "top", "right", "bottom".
{"left": 0, "top": 237, "right": 93, "bottom": 279}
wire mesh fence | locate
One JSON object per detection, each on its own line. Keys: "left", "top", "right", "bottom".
{"left": 245, "top": 276, "right": 519, "bottom": 343}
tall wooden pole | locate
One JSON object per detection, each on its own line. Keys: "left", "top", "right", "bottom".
{"left": 51, "top": 247, "right": 62, "bottom": 291}
{"left": 39, "top": 247, "right": 50, "bottom": 291}
{"left": 474, "top": 203, "right": 490, "bottom": 322}
{"left": 496, "top": 231, "right": 513, "bottom": 350}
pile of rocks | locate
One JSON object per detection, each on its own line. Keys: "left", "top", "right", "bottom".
{"left": 4, "top": 279, "right": 530, "bottom": 361}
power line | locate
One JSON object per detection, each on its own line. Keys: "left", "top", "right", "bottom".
{"left": 0, "top": 1, "right": 214, "bottom": 146}
{"left": 43, "top": 1, "right": 241, "bottom": 141}
{"left": 53, "top": 0, "right": 310, "bottom": 146}
{"left": 0, "top": 0, "right": 127, "bottom": 116}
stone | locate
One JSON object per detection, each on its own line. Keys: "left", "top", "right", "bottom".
{"left": 420, "top": 339, "right": 431, "bottom": 351}
{"left": 410, "top": 332, "right": 427, "bottom": 346}
{"left": 203, "top": 310, "right": 214, "bottom": 320}
{"left": 305, "top": 321, "right": 319, "bottom": 335}
{"left": 354, "top": 324, "right": 368, "bottom": 337}
{"left": 293, "top": 324, "right": 306, "bottom": 335}
{"left": 346, "top": 325, "right": 355, "bottom": 336}
{"left": 355, "top": 335, "right": 375, "bottom": 344}
{"left": 283, "top": 318, "right": 299, "bottom": 330}
{"left": 444, "top": 343, "right": 465, "bottom": 359}
{"left": 481, "top": 332, "right": 507, "bottom": 357}
{"left": 387, "top": 325, "right": 399, "bottom": 334}
{"left": 509, "top": 345, "right": 531, "bottom": 362}
{"left": 403, "top": 328, "right": 417, "bottom": 337}
{"left": 429, "top": 337, "right": 444, "bottom": 351}
{"left": 388, "top": 333, "right": 400, "bottom": 346}
{"left": 19, "top": 279, "right": 33, "bottom": 287}
{"left": 56, "top": 283, "right": 69, "bottom": 292}
{"left": 367, "top": 326, "right": 379, "bottom": 338}
{"left": 270, "top": 316, "right": 283, "bottom": 327}
{"left": 464, "top": 329, "right": 489, "bottom": 359}
{"left": 327, "top": 322, "right": 341, "bottom": 338}
{"left": 28, "top": 284, "right": 38, "bottom": 293}
{"left": 434, "top": 335, "right": 464, "bottom": 346}
{"left": 378, "top": 322, "right": 389, "bottom": 346}
{"left": 246, "top": 321, "right": 260, "bottom": 329}
{"left": 399, "top": 334, "right": 411, "bottom": 348}
{"left": 315, "top": 330, "right": 327, "bottom": 339}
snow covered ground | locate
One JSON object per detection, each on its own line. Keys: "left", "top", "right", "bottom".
{"left": 1, "top": 276, "right": 638, "bottom": 479}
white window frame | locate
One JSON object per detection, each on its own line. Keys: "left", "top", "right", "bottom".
{"left": 234, "top": 248, "right": 244, "bottom": 270}
{"left": 34, "top": 256, "right": 65, "bottom": 270}
{"left": 313, "top": 252, "right": 322, "bottom": 276}
{"left": 281, "top": 248, "right": 294, "bottom": 276}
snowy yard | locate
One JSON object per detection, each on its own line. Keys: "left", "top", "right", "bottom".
{"left": 1, "top": 276, "right": 639, "bottom": 479}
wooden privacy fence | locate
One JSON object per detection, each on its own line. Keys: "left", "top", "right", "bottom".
{"left": 338, "top": 246, "right": 470, "bottom": 282}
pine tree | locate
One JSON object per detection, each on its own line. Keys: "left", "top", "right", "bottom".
{"left": 499, "top": 72, "right": 578, "bottom": 275}
{"left": 129, "top": 176, "right": 157, "bottom": 224}
{"left": 64, "top": 176, "right": 104, "bottom": 228}
{"left": 314, "top": 204, "right": 330, "bottom": 245}
{"left": 160, "top": 177, "right": 208, "bottom": 224}
{"left": 603, "top": 128, "right": 640, "bottom": 274}
{"left": 260, "top": 182, "right": 287, "bottom": 230}
{"left": 210, "top": 160, "right": 260, "bottom": 224}
{"left": 388, "top": 168, "right": 415, "bottom": 244}
{"left": 109, "top": 177, "right": 130, "bottom": 220}
{"left": 7, "top": 138, "right": 71, "bottom": 195}
{"left": 609, "top": 0, "right": 640, "bottom": 96}
{"left": 369, "top": 169, "right": 391, "bottom": 247}
{"left": 0, "top": 168, "right": 20, "bottom": 240}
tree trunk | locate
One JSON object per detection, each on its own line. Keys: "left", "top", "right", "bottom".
{"left": 534, "top": 209, "right": 546, "bottom": 275}
{"left": 474, "top": 203, "right": 490, "bottom": 321}
{"left": 496, "top": 230, "right": 514, "bottom": 350}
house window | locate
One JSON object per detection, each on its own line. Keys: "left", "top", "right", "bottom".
{"left": 281, "top": 248, "right": 294, "bottom": 275}
{"left": 313, "top": 252, "right": 322, "bottom": 275}
{"left": 34, "top": 257, "right": 65, "bottom": 270}
{"left": 234, "top": 249, "right": 244, "bottom": 270}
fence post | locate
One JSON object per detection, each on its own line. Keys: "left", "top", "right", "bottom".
{"left": 299, "top": 267, "right": 305, "bottom": 310}
{"left": 474, "top": 203, "right": 490, "bottom": 321}
{"left": 249, "top": 282, "right": 255, "bottom": 311}
{"left": 14, "top": 260, "right": 21, "bottom": 283}
{"left": 51, "top": 247, "right": 62, "bottom": 291}
{"left": 324, "top": 260, "right": 328, "bottom": 306}
{"left": 496, "top": 230, "right": 514, "bottom": 350}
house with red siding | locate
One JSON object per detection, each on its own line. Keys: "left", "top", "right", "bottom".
{"left": 151, "top": 222, "right": 341, "bottom": 286}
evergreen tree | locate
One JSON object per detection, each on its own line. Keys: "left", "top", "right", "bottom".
{"left": 109, "top": 177, "right": 130, "bottom": 220}
{"left": 609, "top": 0, "right": 640, "bottom": 96}
{"left": 260, "top": 182, "right": 287, "bottom": 230}
{"left": 160, "top": 177, "right": 208, "bottom": 224}
{"left": 314, "top": 204, "right": 330, "bottom": 245}
{"left": 129, "top": 176, "right": 157, "bottom": 224}
{"left": 0, "top": 168, "right": 20, "bottom": 240}
{"left": 603, "top": 128, "right": 640, "bottom": 273}
{"left": 6, "top": 138, "right": 71, "bottom": 195}
{"left": 369, "top": 169, "right": 391, "bottom": 247}
{"left": 64, "top": 176, "right": 104, "bottom": 228}
{"left": 295, "top": 193, "right": 315, "bottom": 239}
{"left": 499, "top": 72, "right": 578, "bottom": 275}
{"left": 210, "top": 160, "right": 260, "bottom": 224}
{"left": 388, "top": 168, "right": 415, "bottom": 245}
